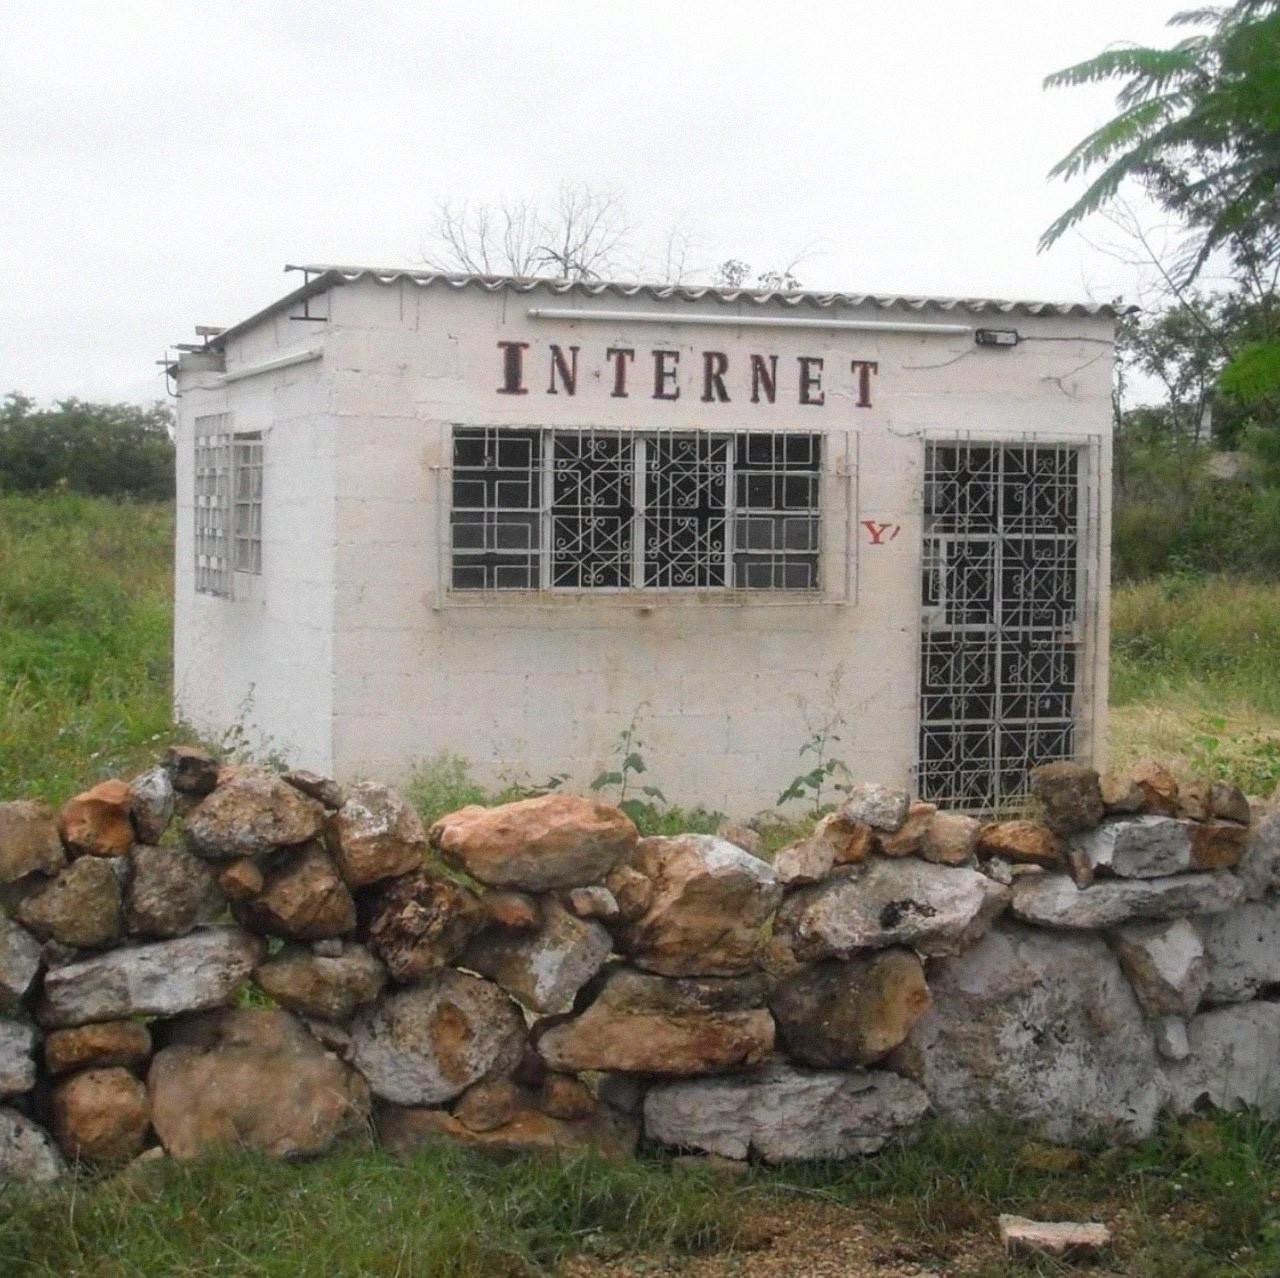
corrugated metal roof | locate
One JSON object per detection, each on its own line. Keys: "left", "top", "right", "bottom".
{"left": 208, "top": 263, "right": 1129, "bottom": 349}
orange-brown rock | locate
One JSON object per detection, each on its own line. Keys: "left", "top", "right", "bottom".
{"left": 148, "top": 1009, "right": 370, "bottom": 1160}
{"left": 1178, "top": 782, "right": 1211, "bottom": 822}
{"left": 51, "top": 1067, "right": 150, "bottom": 1163}
{"left": 604, "top": 864, "right": 654, "bottom": 921}
{"left": 615, "top": 834, "right": 781, "bottom": 978}
{"left": 253, "top": 943, "right": 386, "bottom": 1020}
{"left": 377, "top": 1098, "right": 638, "bottom": 1160}
{"left": 58, "top": 780, "right": 133, "bottom": 858}
{"left": 1100, "top": 771, "right": 1145, "bottom": 814}
{"left": 216, "top": 857, "right": 263, "bottom": 901}
{"left": 452, "top": 1078, "right": 521, "bottom": 1132}
{"left": 17, "top": 856, "right": 123, "bottom": 948}
{"left": 769, "top": 949, "right": 932, "bottom": 1068}
{"left": 1210, "top": 782, "right": 1251, "bottom": 825}
{"left": 774, "top": 813, "right": 868, "bottom": 886}
{"left": 364, "top": 869, "right": 485, "bottom": 983}
{"left": 877, "top": 802, "right": 938, "bottom": 858}
{"left": 1189, "top": 820, "right": 1249, "bottom": 870}
{"left": 0, "top": 801, "right": 66, "bottom": 884}
{"left": 327, "top": 782, "right": 427, "bottom": 888}
{"left": 480, "top": 890, "right": 541, "bottom": 931}
{"left": 44, "top": 1020, "right": 152, "bottom": 1077}
{"left": 236, "top": 843, "right": 355, "bottom": 940}
{"left": 538, "top": 1072, "right": 595, "bottom": 1121}
{"left": 1131, "top": 760, "right": 1180, "bottom": 816}
{"left": 922, "top": 812, "right": 981, "bottom": 866}
{"left": 976, "top": 821, "right": 1063, "bottom": 868}
{"left": 432, "top": 793, "right": 637, "bottom": 892}
{"left": 832, "top": 819, "right": 874, "bottom": 865}
{"left": 186, "top": 771, "right": 326, "bottom": 860}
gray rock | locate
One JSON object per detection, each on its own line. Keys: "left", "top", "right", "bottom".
{"left": 565, "top": 886, "right": 620, "bottom": 921}
{"left": 462, "top": 898, "right": 612, "bottom": 1014}
{"left": 126, "top": 844, "right": 224, "bottom": 938}
{"left": 185, "top": 771, "right": 326, "bottom": 860}
{"left": 0, "top": 800, "right": 65, "bottom": 884}
{"left": 1166, "top": 1002, "right": 1280, "bottom": 1116}
{"left": 1010, "top": 871, "right": 1245, "bottom": 930}
{"left": 128, "top": 766, "right": 175, "bottom": 844}
{"left": 0, "top": 1107, "right": 64, "bottom": 1182}
{"left": 1200, "top": 898, "right": 1280, "bottom": 1004}
{"left": 349, "top": 970, "right": 525, "bottom": 1106}
{"left": 283, "top": 769, "right": 346, "bottom": 810}
{"left": 1238, "top": 812, "right": 1280, "bottom": 900}
{"left": 1155, "top": 1016, "right": 1190, "bottom": 1062}
{"left": 1029, "top": 763, "right": 1105, "bottom": 835}
{"left": 0, "top": 916, "right": 41, "bottom": 1011}
{"left": 16, "top": 857, "right": 123, "bottom": 949}
{"left": 1110, "top": 919, "right": 1208, "bottom": 1016}
{"left": 777, "top": 858, "right": 1009, "bottom": 960}
{"left": 894, "top": 923, "right": 1165, "bottom": 1142}
{"left": 838, "top": 784, "right": 910, "bottom": 832}
{"left": 643, "top": 1062, "right": 929, "bottom": 1162}
{"left": 39, "top": 926, "right": 265, "bottom": 1028}
{"left": 1072, "top": 816, "right": 1191, "bottom": 878}
{"left": 254, "top": 943, "right": 387, "bottom": 1021}
{"left": 0, "top": 1020, "right": 36, "bottom": 1097}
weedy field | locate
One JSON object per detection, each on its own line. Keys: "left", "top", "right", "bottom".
{"left": 5, "top": 492, "right": 1280, "bottom": 1276}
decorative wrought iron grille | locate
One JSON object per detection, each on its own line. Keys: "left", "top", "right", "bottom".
{"left": 918, "top": 441, "right": 1088, "bottom": 809}
{"left": 450, "top": 427, "right": 822, "bottom": 593}
{"left": 232, "top": 433, "right": 263, "bottom": 575}
{"left": 194, "top": 415, "right": 232, "bottom": 597}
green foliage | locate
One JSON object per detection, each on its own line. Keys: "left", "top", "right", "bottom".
{"left": 0, "top": 493, "right": 179, "bottom": 802}
{"left": 0, "top": 393, "right": 174, "bottom": 500}
{"left": 1220, "top": 335, "right": 1280, "bottom": 412}
{"left": 1043, "top": 1, "right": 1280, "bottom": 284}
{"left": 589, "top": 705, "right": 667, "bottom": 823}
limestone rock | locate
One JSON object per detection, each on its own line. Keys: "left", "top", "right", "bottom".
{"left": 462, "top": 898, "right": 612, "bottom": 1014}
{"left": 216, "top": 857, "right": 263, "bottom": 901}
{"left": 165, "top": 745, "right": 220, "bottom": 795}
{"left": 453, "top": 1078, "right": 521, "bottom": 1132}
{"left": 128, "top": 767, "right": 174, "bottom": 845}
{"left": 51, "top": 1067, "right": 150, "bottom": 1163}
{"left": 774, "top": 813, "right": 867, "bottom": 886}
{"left": 431, "top": 793, "right": 637, "bottom": 891}
{"left": 1155, "top": 1016, "right": 1191, "bottom": 1062}
{"left": 1029, "top": 762, "right": 1105, "bottom": 835}
{"left": 999, "top": 1216, "right": 1111, "bottom": 1258}
{"left": 254, "top": 943, "right": 386, "bottom": 1020}
{"left": 363, "top": 869, "right": 484, "bottom": 983}
{"left": 877, "top": 802, "right": 937, "bottom": 858}
{"left": 1077, "top": 815, "right": 1240, "bottom": 877}
{"left": 1200, "top": 898, "right": 1280, "bottom": 1004}
{"left": 148, "top": 1008, "right": 370, "bottom": 1159}
{"left": 1238, "top": 811, "right": 1280, "bottom": 900}
{"left": 566, "top": 886, "right": 620, "bottom": 921}
{"left": 894, "top": 923, "right": 1165, "bottom": 1142}
{"left": 539, "top": 1072, "right": 595, "bottom": 1121}
{"left": 922, "top": 812, "right": 980, "bottom": 866}
{"left": 39, "top": 926, "right": 265, "bottom": 1027}
{"left": 17, "top": 856, "right": 122, "bottom": 948}
{"left": 237, "top": 843, "right": 355, "bottom": 940}
{"left": 44, "top": 1020, "right": 152, "bottom": 1076}
{"left": 615, "top": 835, "right": 781, "bottom": 977}
{"left": 777, "top": 858, "right": 1008, "bottom": 960}
{"left": 59, "top": 780, "right": 134, "bottom": 858}
{"left": 643, "top": 1062, "right": 929, "bottom": 1162}
{"left": 349, "top": 970, "right": 526, "bottom": 1106}
{"left": 717, "top": 822, "right": 763, "bottom": 856}
{"left": 0, "top": 1020, "right": 36, "bottom": 1097}
{"left": 126, "top": 844, "right": 224, "bottom": 938}
{"left": 0, "top": 1107, "right": 64, "bottom": 1182}
{"left": 976, "top": 821, "right": 1063, "bottom": 868}
{"left": 535, "top": 966, "right": 773, "bottom": 1075}
{"left": 769, "top": 949, "right": 932, "bottom": 1067}
{"left": 0, "top": 800, "right": 66, "bottom": 884}
{"left": 1210, "top": 782, "right": 1251, "bottom": 826}
{"left": 839, "top": 784, "right": 910, "bottom": 832}
{"left": 1010, "top": 871, "right": 1244, "bottom": 930}
{"left": 1166, "top": 1002, "right": 1280, "bottom": 1116}
{"left": 1100, "top": 771, "right": 1145, "bottom": 814}
{"left": 0, "top": 915, "right": 42, "bottom": 1011}
{"left": 186, "top": 771, "right": 325, "bottom": 860}
{"left": 1110, "top": 918, "right": 1208, "bottom": 1016}
{"left": 480, "top": 889, "right": 541, "bottom": 931}
{"left": 1130, "top": 760, "right": 1180, "bottom": 816}
{"left": 604, "top": 864, "right": 653, "bottom": 920}
{"left": 1178, "top": 782, "right": 1210, "bottom": 822}
{"left": 377, "top": 1097, "right": 638, "bottom": 1160}
{"left": 328, "top": 782, "right": 427, "bottom": 887}
{"left": 283, "top": 769, "right": 346, "bottom": 810}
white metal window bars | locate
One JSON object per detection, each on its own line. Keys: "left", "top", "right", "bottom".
{"left": 232, "top": 432, "right": 263, "bottom": 575}
{"left": 446, "top": 426, "right": 837, "bottom": 596}
{"left": 918, "top": 438, "right": 1100, "bottom": 810}
{"left": 194, "top": 415, "right": 232, "bottom": 597}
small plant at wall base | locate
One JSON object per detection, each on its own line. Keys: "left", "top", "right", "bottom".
{"left": 590, "top": 706, "right": 667, "bottom": 825}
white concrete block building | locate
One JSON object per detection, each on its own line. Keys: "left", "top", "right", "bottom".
{"left": 172, "top": 267, "right": 1117, "bottom": 814}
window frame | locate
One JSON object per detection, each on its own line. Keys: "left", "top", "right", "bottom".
{"left": 192, "top": 416, "right": 263, "bottom": 598}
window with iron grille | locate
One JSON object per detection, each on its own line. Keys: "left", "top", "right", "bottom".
{"left": 232, "top": 432, "right": 263, "bottom": 574}
{"left": 450, "top": 427, "right": 822, "bottom": 592}
{"left": 194, "top": 415, "right": 232, "bottom": 597}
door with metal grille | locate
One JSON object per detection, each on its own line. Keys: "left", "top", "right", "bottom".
{"left": 918, "top": 441, "right": 1085, "bottom": 809}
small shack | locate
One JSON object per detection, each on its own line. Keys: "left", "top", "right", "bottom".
{"left": 171, "top": 267, "right": 1117, "bottom": 813}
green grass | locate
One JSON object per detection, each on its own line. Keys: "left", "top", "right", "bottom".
{"left": 0, "top": 493, "right": 179, "bottom": 803}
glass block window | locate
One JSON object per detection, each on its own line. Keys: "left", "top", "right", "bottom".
{"left": 450, "top": 427, "right": 821, "bottom": 592}
{"left": 194, "top": 415, "right": 232, "bottom": 597}
{"left": 232, "top": 433, "right": 263, "bottom": 574}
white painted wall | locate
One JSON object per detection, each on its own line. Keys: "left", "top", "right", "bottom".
{"left": 175, "top": 275, "right": 1114, "bottom": 815}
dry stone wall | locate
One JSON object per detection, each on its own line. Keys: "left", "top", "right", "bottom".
{"left": 2, "top": 750, "right": 1280, "bottom": 1181}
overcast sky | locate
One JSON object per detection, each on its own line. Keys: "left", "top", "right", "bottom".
{"left": 1, "top": 0, "right": 1186, "bottom": 406}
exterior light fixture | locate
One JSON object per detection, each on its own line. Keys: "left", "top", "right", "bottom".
{"left": 974, "top": 328, "right": 1020, "bottom": 347}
